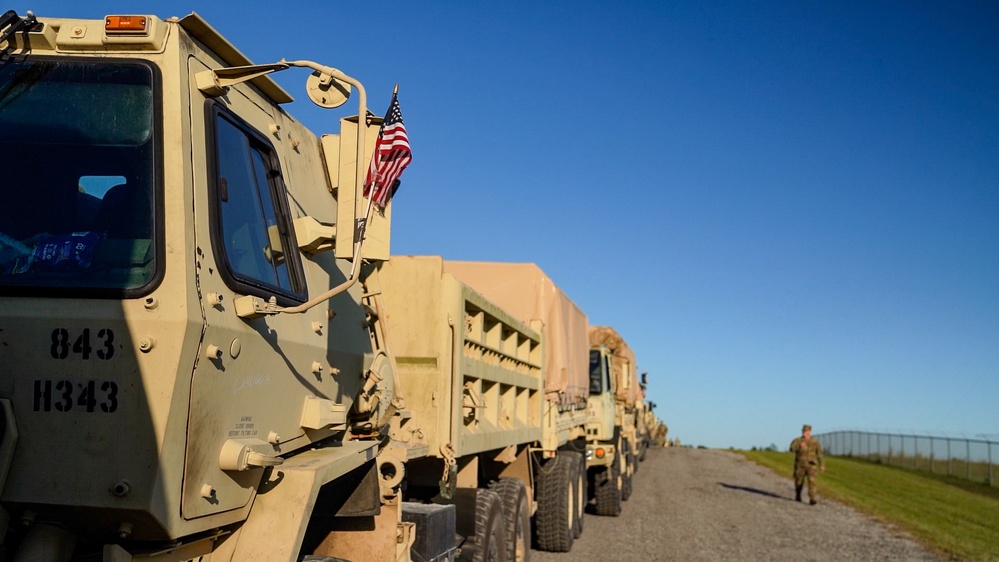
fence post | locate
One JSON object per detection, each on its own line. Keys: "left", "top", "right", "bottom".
{"left": 947, "top": 439, "right": 952, "bottom": 476}
{"left": 929, "top": 436, "right": 934, "bottom": 474}
{"left": 967, "top": 439, "right": 971, "bottom": 481}
{"left": 989, "top": 441, "right": 994, "bottom": 487}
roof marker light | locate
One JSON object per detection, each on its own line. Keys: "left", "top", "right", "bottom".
{"left": 105, "top": 15, "right": 148, "bottom": 34}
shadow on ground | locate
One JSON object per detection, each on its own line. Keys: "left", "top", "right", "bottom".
{"left": 718, "top": 482, "right": 790, "bottom": 500}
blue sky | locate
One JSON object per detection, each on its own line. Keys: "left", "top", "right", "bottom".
{"left": 24, "top": 1, "right": 998, "bottom": 448}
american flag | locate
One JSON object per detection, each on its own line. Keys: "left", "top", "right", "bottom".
{"left": 363, "top": 93, "right": 412, "bottom": 209}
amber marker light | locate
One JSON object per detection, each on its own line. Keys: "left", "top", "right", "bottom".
{"left": 105, "top": 15, "right": 148, "bottom": 33}
{"left": 594, "top": 448, "right": 606, "bottom": 459}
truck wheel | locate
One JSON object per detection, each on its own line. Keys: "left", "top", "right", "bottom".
{"left": 534, "top": 454, "right": 574, "bottom": 552}
{"left": 463, "top": 489, "right": 508, "bottom": 562}
{"left": 594, "top": 461, "right": 622, "bottom": 517}
{"left": 489, "top": 478, "right": 531, "bottom": 562}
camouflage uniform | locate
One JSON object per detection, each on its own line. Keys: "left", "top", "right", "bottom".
{"left": 789, "top": 425, "right": 824, "bottom": 504}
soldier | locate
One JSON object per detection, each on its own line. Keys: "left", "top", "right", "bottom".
{"left": 789, "top": 424, "right": 825, "bottom": 505}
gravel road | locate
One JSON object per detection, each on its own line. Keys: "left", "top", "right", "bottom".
{"left": 531, "top": 447, "right": 944, "bottom": 561}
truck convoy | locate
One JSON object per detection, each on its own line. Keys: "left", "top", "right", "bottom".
{"left": 0, "top": 10, "right": 660, "bottom": 562}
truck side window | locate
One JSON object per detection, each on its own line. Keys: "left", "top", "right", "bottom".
{"left": 589, "top": 351, "right": 604, "bottom": 394}
{"left": 603, "top": 356, "right": 613, "bottom": 393}
{"left": 213, "top": 113, "right": 302, "bottom": 298}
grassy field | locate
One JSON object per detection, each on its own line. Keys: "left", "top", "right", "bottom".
{"left": 740, "top": 450, "right": 999, "bottom": 561}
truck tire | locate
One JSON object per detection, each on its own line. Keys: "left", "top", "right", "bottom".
{"left": 489, "top": 478, "right": 531, "bottom": 562}
{"left": 534, "top": 454, "right": 574, "bottom": 552}
{"left": 622, "top": 457, "right": 634, "bottom": 501}
{"left": 594, "top": 461, "right": 622, "bottom": 517}
{"left": 460, "top": 489, "right": 508, "bottom": 562}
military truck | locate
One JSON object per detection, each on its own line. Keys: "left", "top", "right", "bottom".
{"left": 377, "top": 257, "right": 592, "bottom": 557}
{"left": 585, "top": 327, "right": 645, "bottom": 516}
{"left": 0, "top": 9, "right": 425, "bottom": 562}
{"left": 437, "top": 264, "right": 631, "bottom": 521}
{"left": 0, "top": 10, "right": 630, "bottom": 562}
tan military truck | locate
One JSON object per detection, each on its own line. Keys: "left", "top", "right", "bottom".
{"left": 376, "top": 257, "right": 592, "bottom": 557}
{"left": 431, "top": 272, "right": 637, "bottom": 522}
{"left": 0, "top": 9, "right": 431, "bottom": 562}
{"left": 586, "top": 326, "right": 643, "bottom": 515}
{"left": 583, "top": 343, "right": 624, "bottom": 516}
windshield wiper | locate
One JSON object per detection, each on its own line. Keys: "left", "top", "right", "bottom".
{"left": 1, "top": 10, "right": 37, "bottom": 57}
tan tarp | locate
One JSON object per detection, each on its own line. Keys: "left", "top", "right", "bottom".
{"left": 442, "top": 261, "right": 589, "bottom": 405}
{"left": 588, "top": 326, "right": 641, "bottom": 404}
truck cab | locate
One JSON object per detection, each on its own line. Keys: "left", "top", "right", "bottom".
{"left": 585, "top": 345, "right": 627, "bottom": 515}
{"left": 0, "top": 10, "right": 405, "bottom": 561}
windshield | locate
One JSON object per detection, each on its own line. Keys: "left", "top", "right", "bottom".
{"left": 0, "top": 59, "right": 158, "bottom": 294}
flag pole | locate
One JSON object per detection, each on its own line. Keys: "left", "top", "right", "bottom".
{"left": 358, "top": 84, "right": 404, "bottom": 247}
{"left": 360, "top": 84, "right": 399, "bottom": 237}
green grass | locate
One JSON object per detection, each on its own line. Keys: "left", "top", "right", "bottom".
{"left": 740, "top": 450, "right": 999, "bottom": 561}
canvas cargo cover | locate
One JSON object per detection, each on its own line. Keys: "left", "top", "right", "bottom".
{"left": 442, "top": 261, "right": 589, "bottom": 405}
{"left": 589, "top": 326, "right": 642, "bottom": 404}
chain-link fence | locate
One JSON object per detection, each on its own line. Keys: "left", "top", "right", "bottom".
{"left": 815, "top": 430, "right": 996, "bottom": 488}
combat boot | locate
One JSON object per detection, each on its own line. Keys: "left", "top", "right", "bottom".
{"left": 794, "top": 485, "right": 802, "bottom": 502}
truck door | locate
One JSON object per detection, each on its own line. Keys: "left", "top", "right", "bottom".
{"left": 181, "top": 56, "right": 322, "bottom": 519}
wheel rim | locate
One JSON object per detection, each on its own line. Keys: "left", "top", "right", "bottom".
{"left": 488, "top": 531, "right": 501, "bottom": 562}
